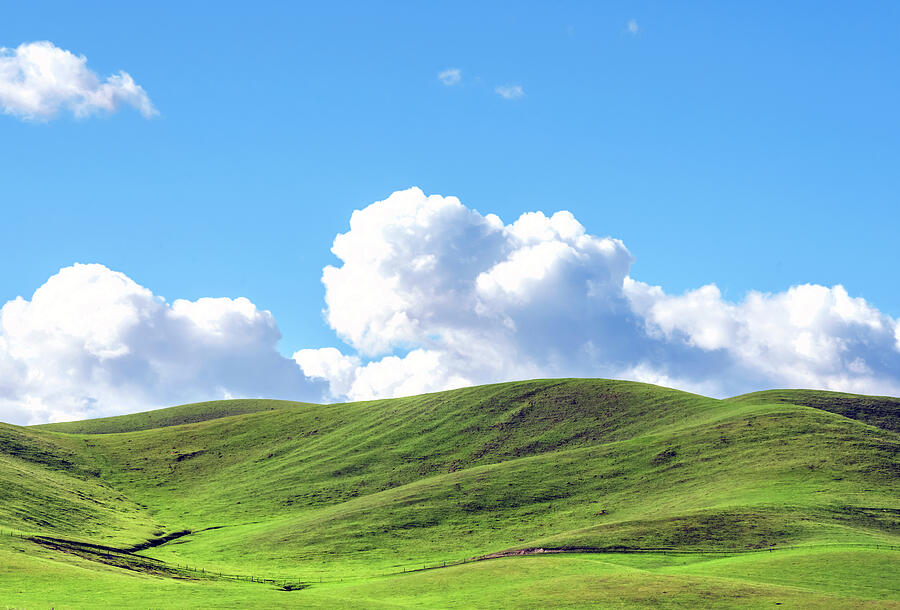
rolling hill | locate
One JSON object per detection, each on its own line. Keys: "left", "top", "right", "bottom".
{"left": 1, "top": 379, "right": 898, "bottom": 608}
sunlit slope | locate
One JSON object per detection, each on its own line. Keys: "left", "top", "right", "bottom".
{"left": 35, "top": 398, "right": 316, "bottom": 435}
{"left": 3, "top": 533, "right": 894, "bottom": 608}
{"left": 29, "top": 380, "right": 732, "bottom": 528}
{"left": 7, "top": 379, "right": 895, "bottom": 579}
{"left": 0, "top": 422, "right": 159, "bottom": 544}
{"left": 1, "top": 377, "right": 897, "bottom": 605}
{"left": 136, "top": 399, "right": 898, "bottom": 577}
{"left": 728, "top": 388, "right": 900, "bottom": 432}
{"left": 2, "top": 535, "right": 894, "bottom": 608}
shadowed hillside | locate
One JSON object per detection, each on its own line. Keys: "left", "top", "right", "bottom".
{"left": 728, "top": 388, "right": 900, "bottom": 433}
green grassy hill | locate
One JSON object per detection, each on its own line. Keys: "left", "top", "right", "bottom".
{"left": 728, "top": 388, "right": 900, "bottom": 432}
{"left": 35, "top": 398, "right": 313, "bottom": 435}
{"left": 2, "top": 379, "right": 898, "bottom": 608}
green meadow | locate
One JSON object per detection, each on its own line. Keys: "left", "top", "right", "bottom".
{"left": 1, "top": 379, "right": 897, "bottom": 608}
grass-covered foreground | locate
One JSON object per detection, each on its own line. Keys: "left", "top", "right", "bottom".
{"left": 1, "top": 379, "right": 898, "bottom": 607}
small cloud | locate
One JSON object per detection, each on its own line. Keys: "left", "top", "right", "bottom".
{"left": 495, "top": 85, "right": 525, "bottom": 100}
{"left": 438, "top": 68, "right": 461, "bottom": 86}
{"left": 0, "top": 41, "right": 157, "bottom": 121}
{"left": 627, "top": 19, "right": 639, "bottom": 35}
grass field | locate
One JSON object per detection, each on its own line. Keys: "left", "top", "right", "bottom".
{"left": 1, "top": 379, "right": 897, "bottom": 607}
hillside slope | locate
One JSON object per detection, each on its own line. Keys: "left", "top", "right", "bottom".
{"left": 728, "top": 388, "right": 900, "bottom": 432}
{"left": 2, "top": 378, "right": 898, "bottom": 607}
{"left": 35, "top": 398, "right": 316, "bottom": 435}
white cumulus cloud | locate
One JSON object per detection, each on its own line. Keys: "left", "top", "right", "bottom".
{"left": 296, "top": 188, "right": 900, "bottom": 401}
{"left": 0, "top": 41, "right": 157, "bottom": 121}
{"left": 0, "top": 264, "right": 324, "bottom": 424}
{"left": 626, "top": 280, "right": 900, "bottom": 395}
{"left": 295, "top": 188, "right": 672, "bottom": 400}
{"left": 438, "top": 68, "right": 461, "bottom": 86}
{"left": 6, "top": 190, "right": 900, "bottom": 424}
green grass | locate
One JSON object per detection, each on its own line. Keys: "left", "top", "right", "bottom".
{"left": 728, "top": 388, "right": 900, "bottom": 432}
{"left": 35, "top": 398, "right": 313, "bottom": 435}
{"left": 2, "top": 537, "right": 894, "bottom": 608}
{"left": 1, "top": 379, "right": 898, "bottom": 607}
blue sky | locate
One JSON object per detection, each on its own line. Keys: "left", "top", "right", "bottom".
{"left": 2, "top": 2, "right": 899, "bottom": 422}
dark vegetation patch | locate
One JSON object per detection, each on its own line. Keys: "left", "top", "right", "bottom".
{"left": 28, "top": 535, "right": 189, "bottom": 577}
{"left": 25, "top": 534, "right": 305, "bottom": 589}
{"left": 830, "top": 506, "right": 900, "bottom": 534}
{"left": 124, "top": 530, "right": 193, "bottom": 552}
{"left": 651, "top": 448, "right": 678, "bottom": 465}
{"left": 0, "top": 424, "right": 91, "bottom": 476}
{"left": 174, "top": 450, "right": 206, "bottom": 462}
{"left": 547, "top": 510, "right": 802, "bottom": 551}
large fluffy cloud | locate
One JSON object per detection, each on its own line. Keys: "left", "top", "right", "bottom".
{"left": 0, "top": 41, "right": 156, "bottom": 120}
{"left": 0, "top": 264, "right": 324, "bottom": 424}
{"left": 295, "top": 188, "right": 646, "bottom": 400}
{"left": 5, "top": 189, "right": 899, "bottom": 424}
{"left": 296, "top": 187, "right": 900, "bottom": 401}
{"left": 625, "top": 280, "right": 900, "bottom": 396}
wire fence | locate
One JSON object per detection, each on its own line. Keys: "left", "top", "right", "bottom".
{"left": 2, "top": 528, "right": 898, "bottom": 587}
{"left": 0, "top": 529, "right": 307, "bottom": 590}
{"left": 384, "top": 541, "right": 900, "bottom": 578}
